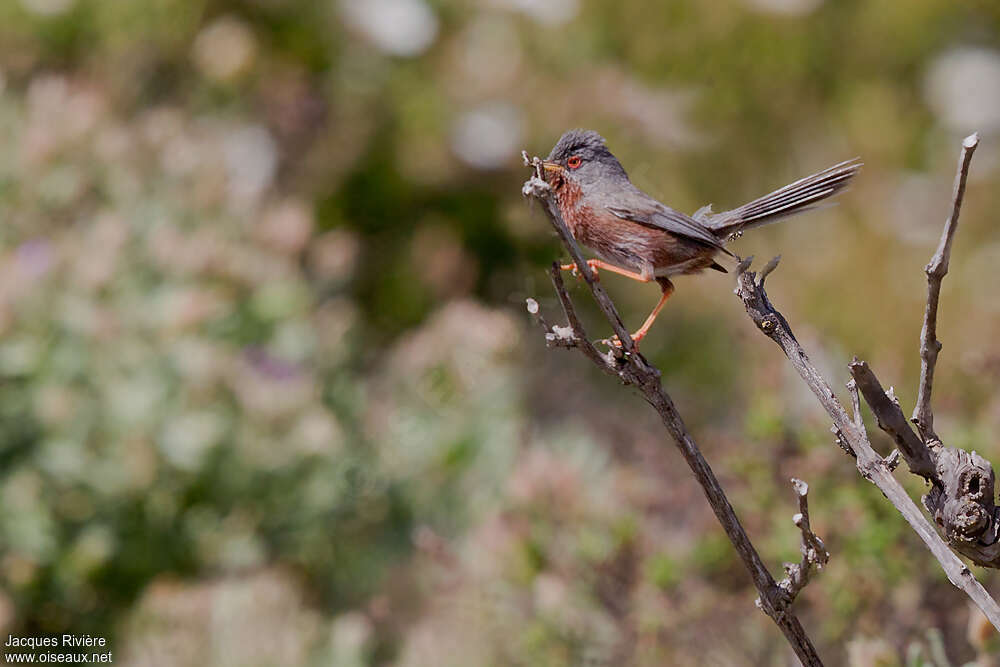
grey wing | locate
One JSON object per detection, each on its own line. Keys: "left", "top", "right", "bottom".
{"left": 606, "top": 203, "right": 730, "bottom": 253}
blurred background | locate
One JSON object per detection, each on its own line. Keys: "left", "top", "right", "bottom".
{"left": 1, "top": 0, "right": 999, "bottom": 665}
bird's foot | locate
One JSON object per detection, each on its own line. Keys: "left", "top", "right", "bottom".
{"left": 559, "top": 260, "right": 600, "bottom": 281}
{"left": 600, "top": 330, "right": 645, "bottom": 350}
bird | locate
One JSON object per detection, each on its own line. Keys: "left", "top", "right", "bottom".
{"left": 538, "top": 129, "right": 861, "bottom": 347}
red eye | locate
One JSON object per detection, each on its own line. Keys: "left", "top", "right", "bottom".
{"left": 567, "top": 155, "right": 582, "bottom": 169}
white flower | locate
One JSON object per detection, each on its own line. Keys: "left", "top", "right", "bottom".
{"left": 192, "top": 16, "right": 258, "bottom": 82}
{"left": 451, "top": 103, "right": 523, "bottom": 170}
{"left": 925, "top": 47, "right": 1000, "bottom": 134}
{"left": 19, "top": 0, "right": 75, "bottom": 17}
{"left": 340, "top": 0, "right": 439, "bottom": 57}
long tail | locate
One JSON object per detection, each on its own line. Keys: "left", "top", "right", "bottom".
{"left": 705, "top": 158, "right": 862, "bottom": 240}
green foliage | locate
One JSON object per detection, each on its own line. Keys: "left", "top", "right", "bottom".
{"left": 647, "top": 552, "right": 681, "bottom": 592}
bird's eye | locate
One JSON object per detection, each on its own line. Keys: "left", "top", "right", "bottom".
{"left": 567, "top": 155, "right": 582, "bottom": 169}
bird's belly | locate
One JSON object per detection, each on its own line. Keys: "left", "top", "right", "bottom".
{"left": 569, "top": 206, "right": 648, "bottom": 272}
{"left": 570, "top": 206, "right": 718, "bottom": 277}
{"left": 591, "top": 242, "right": 645, "bottom": 272}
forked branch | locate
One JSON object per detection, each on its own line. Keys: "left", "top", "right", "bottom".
{"left": 736, "top": 256, "right": 1000, "bottom": 630}
{"left": 847, "top": 134, "right": 1000, "bottom": 567}
{"left": 735, "top": 132, "right": 1000, "bottom": 629}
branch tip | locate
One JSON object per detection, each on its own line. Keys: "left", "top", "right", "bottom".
{"left": 778, "top": 477, "right": 829, "bottom": 603}
{"left": 846, "top": 379, "right": 864, "bottom": 429}
{"left": 913, "top": 131, "right": 980, "bottom": 441}
{"left": 760, "top": 255, "right": 782, "bottom": 284}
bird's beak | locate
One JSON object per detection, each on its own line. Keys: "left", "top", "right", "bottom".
{"left": 541, "top": 161, "right": 564, "bottom": 174}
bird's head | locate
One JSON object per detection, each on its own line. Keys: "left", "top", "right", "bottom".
{"left": 541, "top": 129, "right": 629, "bottom": 189}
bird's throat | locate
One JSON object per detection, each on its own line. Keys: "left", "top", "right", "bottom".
{"left": 553, "top": 180, "right": 587, "bottom": 237}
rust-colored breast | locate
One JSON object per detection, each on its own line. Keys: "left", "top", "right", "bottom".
{"left": 553, "top": 178, "right": 603, "bottom": 245}
{"left": 552, "top": 178, "right": 718, "bottom": 276}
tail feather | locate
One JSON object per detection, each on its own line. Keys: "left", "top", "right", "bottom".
{"left": 707, "top": 158, "right": 862, "bottom": 240}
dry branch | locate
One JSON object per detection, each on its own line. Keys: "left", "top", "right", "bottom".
{"left": 845, "top": 134, "right": 1000, "bottom": 568}
{"left": 736, "top": 258, "right": 1000, "bottom": 629}
{"left": 734, "top": 133, "right": 1000, "bottom": 629}
{"left": 522, "top": 157, "right": 825, "bottom": 666}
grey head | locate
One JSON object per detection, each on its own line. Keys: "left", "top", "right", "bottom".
{"left": 545, "top": 129, "right": 629, "bottom": 187}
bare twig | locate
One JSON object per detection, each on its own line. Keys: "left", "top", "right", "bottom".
{"left": 846, "top": 379, "right": 863, "bottom": 430}
{"left": 528, "top": 266, "right": 620, "bottom": 370}
{"left": 778, "top": 479, "right": 829, "bottom": 602}
{"left": 736, "top": 260, "right": 1000, "bottom": 631}
{"left": 523, "top": 157, "right": 637, "bottom": 359}
{"left": 523, "top": 160, "right": 824, "bottom": 666}
{"left": 913, "top": 133, "right": 979, "bottom": 442}
{"left": 848, "top": 359, "right": 934, "bottom": 479}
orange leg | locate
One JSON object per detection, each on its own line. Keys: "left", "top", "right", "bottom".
{"left": 632, "top": 281, "right": 674, "bottom": 343}
{"left": 610, "top": 280, "right": 675, "bottom": 349}
{"left": 559, "top": 259, "right": 651, "bottom": 283}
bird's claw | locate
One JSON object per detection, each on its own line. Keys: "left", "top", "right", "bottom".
{"left": 598, "top": 333, "right": 643, "bottom": 350}
{"left": 560, "top": 261, "right": 599, "bottom": 281}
